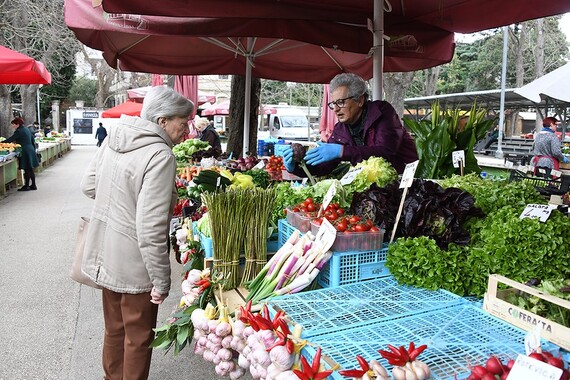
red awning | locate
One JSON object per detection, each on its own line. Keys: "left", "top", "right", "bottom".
{"left": 101, "top": 100, "right": 142, "bottom": 118}
{"left": 0, "top": 45, "right": 52, "bottom": 85}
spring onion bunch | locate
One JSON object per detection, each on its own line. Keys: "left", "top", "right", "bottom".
{"left": 245, "top": 229, "right": 332, "bottom": 303}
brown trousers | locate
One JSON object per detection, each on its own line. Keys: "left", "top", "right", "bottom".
{"left": 102, "top": 288, "right": 159, "bottom": 380}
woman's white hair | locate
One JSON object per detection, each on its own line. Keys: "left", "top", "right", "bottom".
{"left": 140, "top": 86, "right": 195, "bottom": 124}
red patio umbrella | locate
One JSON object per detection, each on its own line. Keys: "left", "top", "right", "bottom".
{"left": 101, "top": 100, "right": 142, "bottom": 118}
{"left": 64, "top": 0, "right": 455, "bottom": 81}
{"left": 127, "top": 85, "right": 217, "bottom": 105}
{"left": 318, "top": 84, "right": 336, "bottom": 142}
{"left": 0, "top": 45, "right": 52, "bottom": 85}
{"left": 101, "top": 0, "right": 570, "bottom": 35}
{"left": 174, "top": 75, "right": 199, "bottom": 118}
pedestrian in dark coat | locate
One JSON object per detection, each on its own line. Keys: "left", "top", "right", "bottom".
{"left": 5, "top": 117, "right": 39, "bottom": 191}
{"left": 196, "top": 117, "right": 222, "bottom": 158}
{"left": 95, "top": 122, "right": 108, "bottom": 147}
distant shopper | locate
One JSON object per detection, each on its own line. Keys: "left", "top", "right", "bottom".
{"left": 95, "top": 122, "right": 107, "bottom": 147}
{"left": 81, "top": 86, "right": 195, "bottom": 380}
{"left": 5, "top": 117, "right": 39, "bottom": 191}
{"left": 532, "top": 116, "right": 568, "bottom": 178}
{"left": 28, "top": 121, "right": 40, "bottom": 135}
{"left": 196, "top": 117, "right": 222, "bottom": 158}
{"left": 43, "top": 125, "right": 51, "bottom": 137}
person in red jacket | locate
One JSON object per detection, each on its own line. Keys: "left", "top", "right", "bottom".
{"left": 284, "top": 73, "right": 418, "bottom": 176}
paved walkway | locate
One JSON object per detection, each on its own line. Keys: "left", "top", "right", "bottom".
{"left": 0, "top": 146, "right": 247, "bottom": 380}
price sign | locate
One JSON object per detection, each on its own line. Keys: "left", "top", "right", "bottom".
{"left": 506, "top": 354, "right": 562, "bottom": 380}
{"left": 301, "top": 178, "right": 308, "bottom": 185}
{"left": 254, "top": 160, "right": 265, "bottom": 170}
{"left": 399, "top": 160, "right": 419, "bottom": 189}
{"left": 505, "top": 160, "right": 514, "bottom": 169}
{"left": 216, "top": 176, "right": 221, "bottom": 187}
{"left": 340, "top": 166, "right": 364, "bottom": 185}
{"left": 319, "top": 182, "right": 337, "bottom": 214}
{"left": 519, "top": 204, "right": 555, "bottom": 222}
{"left": 524, "top": 325, "right": 542, "bottom": 355}
{"left": 452, "top": 150, "right": 465, "bottom": 168}
{"left": 551, "top": 169, "right": 562, "bottom": 178}
{"left": 315, "top": 218, "right": 337, "bottom": 252}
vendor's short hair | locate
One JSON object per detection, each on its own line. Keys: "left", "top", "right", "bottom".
{"left": 330, "top": 73, "right": 369, "bottom": 101}
{"left": 11, "top": 117, "right": 24, "bottom": 126}
{"left": 543, "top": 116, "right": 559, "bottom": 127}
{"left": 141, "top": 86, "right": 195, "bottom": 124}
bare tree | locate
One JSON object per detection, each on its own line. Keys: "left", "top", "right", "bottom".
{"left": 79, "top": 46, "right": 117, "bottom": 108}
{"left": 383, "top": 72, "right": 415, "bottom": 118}
{"left": 226, "top": 76, "right": 261, "bottom": 157}
{"left": 0, "top": 0, "right": 80, "bottom": 136}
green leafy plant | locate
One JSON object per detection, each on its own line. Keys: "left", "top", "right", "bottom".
{"left": 403, "top": 102, "right": 496, "bottom": 179}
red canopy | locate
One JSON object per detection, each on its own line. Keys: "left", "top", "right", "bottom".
{"left": 101, "top": 0, "right": 570, "bottom": 35}
{"left": 0, "top": 45, "right": 52, "bottom": 85}
{"left": 101, "top": 100, "right": 142, "bottom": 118}
{"left": 64, "top": 0, "right": 455, "bottom": 81}
{"left": 127, "top": 85, "right": 216, "bottom": 105}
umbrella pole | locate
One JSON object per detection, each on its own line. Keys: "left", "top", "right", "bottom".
{"left": 372, "top": 0, "right": 384, "bottom": 101}
{"left": 242, "top": 38, "right": 253, "bottom": 157}
{"left": 495, "top": 26, "right": 509, "bottom": 160}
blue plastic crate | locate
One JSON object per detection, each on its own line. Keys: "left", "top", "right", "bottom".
{"left": 198, "top": 232, "right": 214, "bottom": 258}
{"left": 269, "top": 276, "right": 466, "bottom": 337}
{"left": 300, "top": 304, "right": 559, "bottom": 380}
{"left": 318, "top": 245, "right": 390, "bottom": 288}
{"left": 278, "top": 218, "right": 302, "bottom": 248}
{"left": 267, "top": 232, "right": 279, "bottom": 252}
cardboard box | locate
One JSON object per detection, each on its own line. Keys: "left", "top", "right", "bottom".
{"left": 483, "top": 274, "right": 570, "bottom": 350}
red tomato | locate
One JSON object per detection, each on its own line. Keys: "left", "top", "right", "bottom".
{"left": 337, "top": 209, "right": 345, "bottom": 216}
{"left": 336, "top": 221, "right": 348, "bottom": 232}
{"left": 299, "top": 207, "right": 307, "bottom": 213}
{"left": 354, "top": 224, "right": 367, "bottom": 232}
{"left": 292, "top": 207, "right": 300, "bottom": 212}
{"left": 365, "top": 219, "right": 374, "bottom": 227}
{"left": 307, "top": 203, "right": 315, "bottom": 212}
{"left": 305, "top": 197, "right": 313, "bottom": 204}
{"left": 369, "top": 226, "right": 380, "bottom": 232}
{"left": 313, "top": 219, "right": 322, "bottom": 226}
{"left": 349, "top": 215, "right": 361, "bottom": 224}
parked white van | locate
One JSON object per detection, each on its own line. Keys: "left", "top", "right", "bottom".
{"left": 266, "top": 106, "right": 317, "bottom": 141}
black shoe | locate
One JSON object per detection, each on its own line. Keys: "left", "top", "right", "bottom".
{"left": 18, "top": 186, "right": 30, "bottom": 191}
{"left": 29, "top": 185, "right": 37, "bottom": 190}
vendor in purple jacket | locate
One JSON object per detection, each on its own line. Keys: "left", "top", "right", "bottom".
{"left": 284, "top": 73, "right": 418, "bottom": 175}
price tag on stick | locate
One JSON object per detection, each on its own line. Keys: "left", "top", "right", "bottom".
{"left": 391, "top": 161, "right": 418, "bottom": 243}
{"left": 506, "top": 354, "right": 562, "bottom": 380}
{"left": 318, "top": 182, "right": 337, "bottom": 217}
{"left": 340, "top": 166, "right": 363, "bottom": 185}
{"left": 519, "top": 204, "right": 555, "bottom": 222}
{"left": 452, "top": 150, "right": 465, "bottom": 175}
{"left": 315, "top": 218, "right": 337, "bottom": 253}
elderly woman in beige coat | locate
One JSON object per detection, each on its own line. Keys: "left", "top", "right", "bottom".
{"left": 80, "top": 86, "right": 194, "bottom": 380}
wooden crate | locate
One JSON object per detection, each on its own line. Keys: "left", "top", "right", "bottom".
{"left": 483, "top": 274, "right": 570, "bottom": 350}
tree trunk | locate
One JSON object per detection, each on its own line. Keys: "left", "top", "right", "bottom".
{"left": 383, "top": 72, "right": 415, "bottom": 118}
{"left": 21, "top": 84, "right": 39, "bottom": 125}
{"left": 226, "top": 75, "right": 261, "bottom": 157}
{"left": 0, "top": 85, "right": 11, "bottom": 138}
{"left": 423, "top": 66, "right": 441, "bottom": 96}
{"left": 534, "top": 18, "right": 546, "bottom": 132}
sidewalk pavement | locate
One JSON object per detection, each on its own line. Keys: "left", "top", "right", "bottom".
{"left": 0, "top": 145, "right": 251, "bottom": 380}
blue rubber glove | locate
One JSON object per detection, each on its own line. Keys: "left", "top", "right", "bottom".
{"left": 563, "top": 156, "right": 569, "bottom": 163}
{"left": 304, "top": 142, "right": 343, "bottom": 166}
{"left": 282, "top": 147, "right": 296, "bottom": 172}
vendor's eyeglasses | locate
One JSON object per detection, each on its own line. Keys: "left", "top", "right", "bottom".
{"left": 327, "top": 96, "right": 356, "bottom": 110}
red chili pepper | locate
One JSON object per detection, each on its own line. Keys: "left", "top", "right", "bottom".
{"left": 245, "top": 299, "right": 253, "bottom": 313}
{"left": 408, "top": 341, "right": 416, "bottom": 354}
{"left": 197, "top": 281, "right": 210, "bottom": 293}
{"left": 312, "top": 347, "right": 322, "bottom": 375}
{"left": 292, "top": 370, "right": 310, "bottom": 380}
{"left": 272, "top": 310, "right": 285, "bottom": 329}
{"left": 277, "top": 318, "right": 291, "bottom": 336}
{"left": 409, "top": 344, "right": 428, "bottom": 361}
{"left": 262, "top": 304, "right": 270, "bottom": 320}
{"left": 338, "top": 369, "right": 367, "bottom": 378}
{"left": 398, "top": 345, "right": 410, "bottom": 362}
{"left": 246, "top": 311, "right": 259, "bottom": 331}
{"left": 314, "top": 370, "right": 333, "bottom": 380}
{"left": 387, "top": 344, "right": 402, "bottom": 357}
{"left": 254, "top": 314, "right": 273, "bottom": 330}
{"left": 356, "top": 355, "right": 369, "bottom": 372}
{"left": 239, "top": 306, "right": 248, "bottom": 323}
{"left": 299, "top": 355, "right": 314, "bottom": 378}
{"left": 194, "top": 279, "right": 208, "bottom": 286}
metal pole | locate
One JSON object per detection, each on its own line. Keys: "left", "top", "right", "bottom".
{"left": 36, "top": 87, "right": 41, "bottom": 129}
{"left": 495, "top": 26, "right": 509, "bottom": 159}
{"left": 372, "top": 0, "right": 384, "bottom": 100}
{"left": 242, "top": 38, "right": 253, "bottom": 157}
